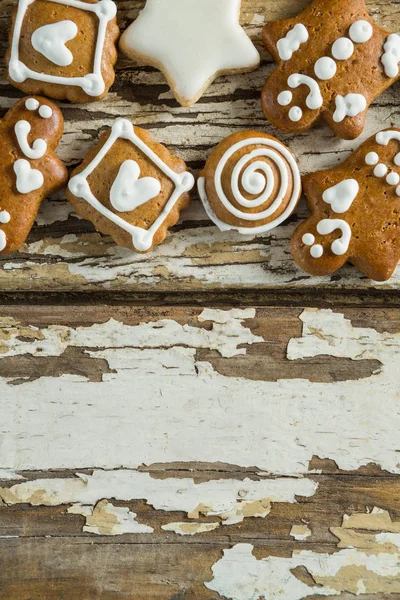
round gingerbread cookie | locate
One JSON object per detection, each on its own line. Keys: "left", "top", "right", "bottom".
{"left": 198, "top": 131, "right": 302, "bottom": 235}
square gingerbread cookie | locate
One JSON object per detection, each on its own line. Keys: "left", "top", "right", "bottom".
{"left": 7, "top": 0, "right": 119, "bottom": 103}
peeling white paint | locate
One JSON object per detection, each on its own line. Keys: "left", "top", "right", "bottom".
{"left": 77, "top": 499, "right": 154, "bottom": 535}
{"left": 0, "top": 308, "right": 261, "bottom": 360}
{"left": 161, "top": 521, "right": 220, "bottom": 535}
{"left": 0, "top": 470, "right": 317, "bottom": 527}
{"left": 206, "top": 541, "right": 400, "bottom": 600}
{"left": 207, "top": 509, "right": 400, "bottom": 598}
{"left": 0, "top": 309, "right": 399, "bottom": 474}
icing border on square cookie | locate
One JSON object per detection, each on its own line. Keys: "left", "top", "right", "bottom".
{"left": 68, "top": 118, "right": 195, "bottom": 252}
{"left": 8, "top": 0, "right": 117, "bottom": 97}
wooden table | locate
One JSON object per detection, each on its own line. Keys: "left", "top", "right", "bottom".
{"left": 0, "top": 0, "right": 399, "bottom": 598}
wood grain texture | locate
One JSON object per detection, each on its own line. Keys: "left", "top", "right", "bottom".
{"left": 0, "top": 305, "right": 399, "bottom": 597}
{"left": 0, "top": 0, "right": 399, "bottom": 295}
{"left": 0, "top": 0, "right": 400, "bottom": 597}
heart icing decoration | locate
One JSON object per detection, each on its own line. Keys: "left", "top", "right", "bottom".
{"left": 322, "top": 179, "right": 359, "bottom": 213}
{"left": 14, "top": 159, "right": 44, "bottom": 194}
{"left": 32, "top": 20, "right": 78, "bottom": 67}
{"left": 110, "top": 160, "right": 162, "bottom": 212}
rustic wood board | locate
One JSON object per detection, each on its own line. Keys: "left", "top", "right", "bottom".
{"left": 0, "top": 0, "right": 399, "bottom": 297}
{"left": 0, "top": 0, "right": 400, "bottom": 598}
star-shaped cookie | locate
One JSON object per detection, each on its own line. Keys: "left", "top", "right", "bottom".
{"left": 261, "top": 0, "right": 400, "bottom": 139}
{"left": 291, "top": 128, "right": 400, "bottom": 281}
{"left": 120, "top": 0, "right": 260, "bottom": 107}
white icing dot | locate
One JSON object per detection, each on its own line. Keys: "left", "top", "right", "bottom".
{"left": 349, "top": 20, "right": 373, "bottom": 44}
{"left": 374, "top": 163, "right": 388, "bottom": 178}
{"left": 277, "top": 90, "right": 293, "bottom": 106}
{"left": 39, "top": 105, "right": 53, "bottom": 119}
{"left": 365, "top": 152, "right": 379, "bottom": 166}
{"left": 0, "top": 230, "right": 6, "bottom": 252}
{"left": 395, "top": 153, "right": 400, "bottom": 167}
{"left": 386, "top": 172, "right": 400, "bottom": 186}
{"left": 396, "top": 185, "right": 400, "bottom": 196}
{"left": 25, "top": 98, "right": 39, "bottom": 111}
{"left": 302, "top": 233, "right": 315, "bottom": 246}
{"left": 332, "top": 37, "right": 354, "bottom": 60}
{"left": 310, "top": 244, "right": 323, "bottom": 258}
{"left": 314, "top": 56, "right": 337, "bottom": 80}
{"left": 289, "top": 106, "right": 303, "bottom": 122}
{"left": 0, "top": 210, "right": 11, "bottom": 224}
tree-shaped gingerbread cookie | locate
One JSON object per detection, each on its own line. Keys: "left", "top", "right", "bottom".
{"left": 291, "top": 128, "right": 400, "bottom": 281}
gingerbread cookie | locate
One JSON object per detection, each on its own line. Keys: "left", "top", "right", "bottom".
{"left": 0, "top": 97, "right": 68, "bottom": 254}
{"left": 119, "top": 0, "right": 260, "bottom": 107}
{"left": 67, "top": 118, "right": 195, "bottom": 252}
{"left": 291, "top": 128, "right": 400, "bottom": 281}
{"left": 261, "top": 0, "right": 400, "bottom": 139}
{"left": 198, "top": 131, "right": 301, "bottom": 235}
{"left": 7, "top": 0, "right": 119, "bottom": 103}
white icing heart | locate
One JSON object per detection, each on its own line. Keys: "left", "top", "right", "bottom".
{"left": 32, "top": 20, "right": 78, "bottom": 67}
{"left": 322, "top": 179, "right": 359, "bottom": 213}
{"left": 110, "top": 160, "right": 161, "bottom": 212}
{"left": 14, "top": 159, "right": 44, "bottom": 194}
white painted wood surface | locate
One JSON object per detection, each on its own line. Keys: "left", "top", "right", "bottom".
{"left": 0, "top": 0, "right": 399, "bottom": 597}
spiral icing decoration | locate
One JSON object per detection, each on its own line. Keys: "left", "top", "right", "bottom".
{"left": 198, "top": 132, "right": 302, "bottom": 234}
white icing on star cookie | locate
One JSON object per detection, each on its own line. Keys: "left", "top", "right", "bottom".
{"left": 8, "top": 0, "right": 117, "bottom": 97}
{"left": 68, "top": 118, "right": 195, "bottom": 252}
{"left": 119, "top": 0, "right": 260, "bottom": 107}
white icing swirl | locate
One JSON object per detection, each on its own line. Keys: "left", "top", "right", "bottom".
{"left": 198, "top": 136, "right": 301, "bottom": 235}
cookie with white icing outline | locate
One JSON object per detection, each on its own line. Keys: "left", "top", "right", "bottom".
{"left": 261, "top": 0, "right": 400, "bottom": 139}
{"left": 291, "top": 127, "right": 400, "bottom": 281}
{"left": 119, "top": 0, "right": 260, "bottom": 107}
{"left": 7, "top": 0, "right": 119, "bottom": 103}
{"left": 198, "top": 131, "right": 302, "bottom": 235}
{"left": 67, "top": 118, "right": 195, "bottom": 253}
{"left": 0, "top": 96, "right": 68, "bottom": 255}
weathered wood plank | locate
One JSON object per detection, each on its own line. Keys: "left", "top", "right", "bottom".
{"left": 0, "top": 305, "right": 399, "bottom": 474}
{"left": 0, "top": 469, "right": 400, "bottom": 599}
{"left": 0, "top": 1, "right": 399, "bottom": 294}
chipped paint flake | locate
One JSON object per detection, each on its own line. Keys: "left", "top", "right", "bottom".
{"left": 82, "top": 500, "right": 153, "bottom": 535}
{"left": 0, "top": 470, "right": 317, "bottom": 529}
{"left": 161, "top": 521, "right": 219, "bottom": 535}
{"left": 290, "top": 524, "right": 311, "bottom": 541}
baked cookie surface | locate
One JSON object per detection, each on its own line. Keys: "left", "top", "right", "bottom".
{"left": 198, "top": 131, "right": 302, "bottom": 235}
{"left": 291, "top": 128, "right": 400, "bottom": 281}
{"left": 0, "top": 96, "right": 68, "bottom": 255}
{"left": 120, "top": 0, "right": 260, "bottom": 107}
{"left": 67, "top": 118, "right": 195, "bottom": 252}
{"left": 261, "top": 0, "right": 400, "bottom": 139}
{"left": 7, "top": 0, "right": 119, "bottom": 103}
